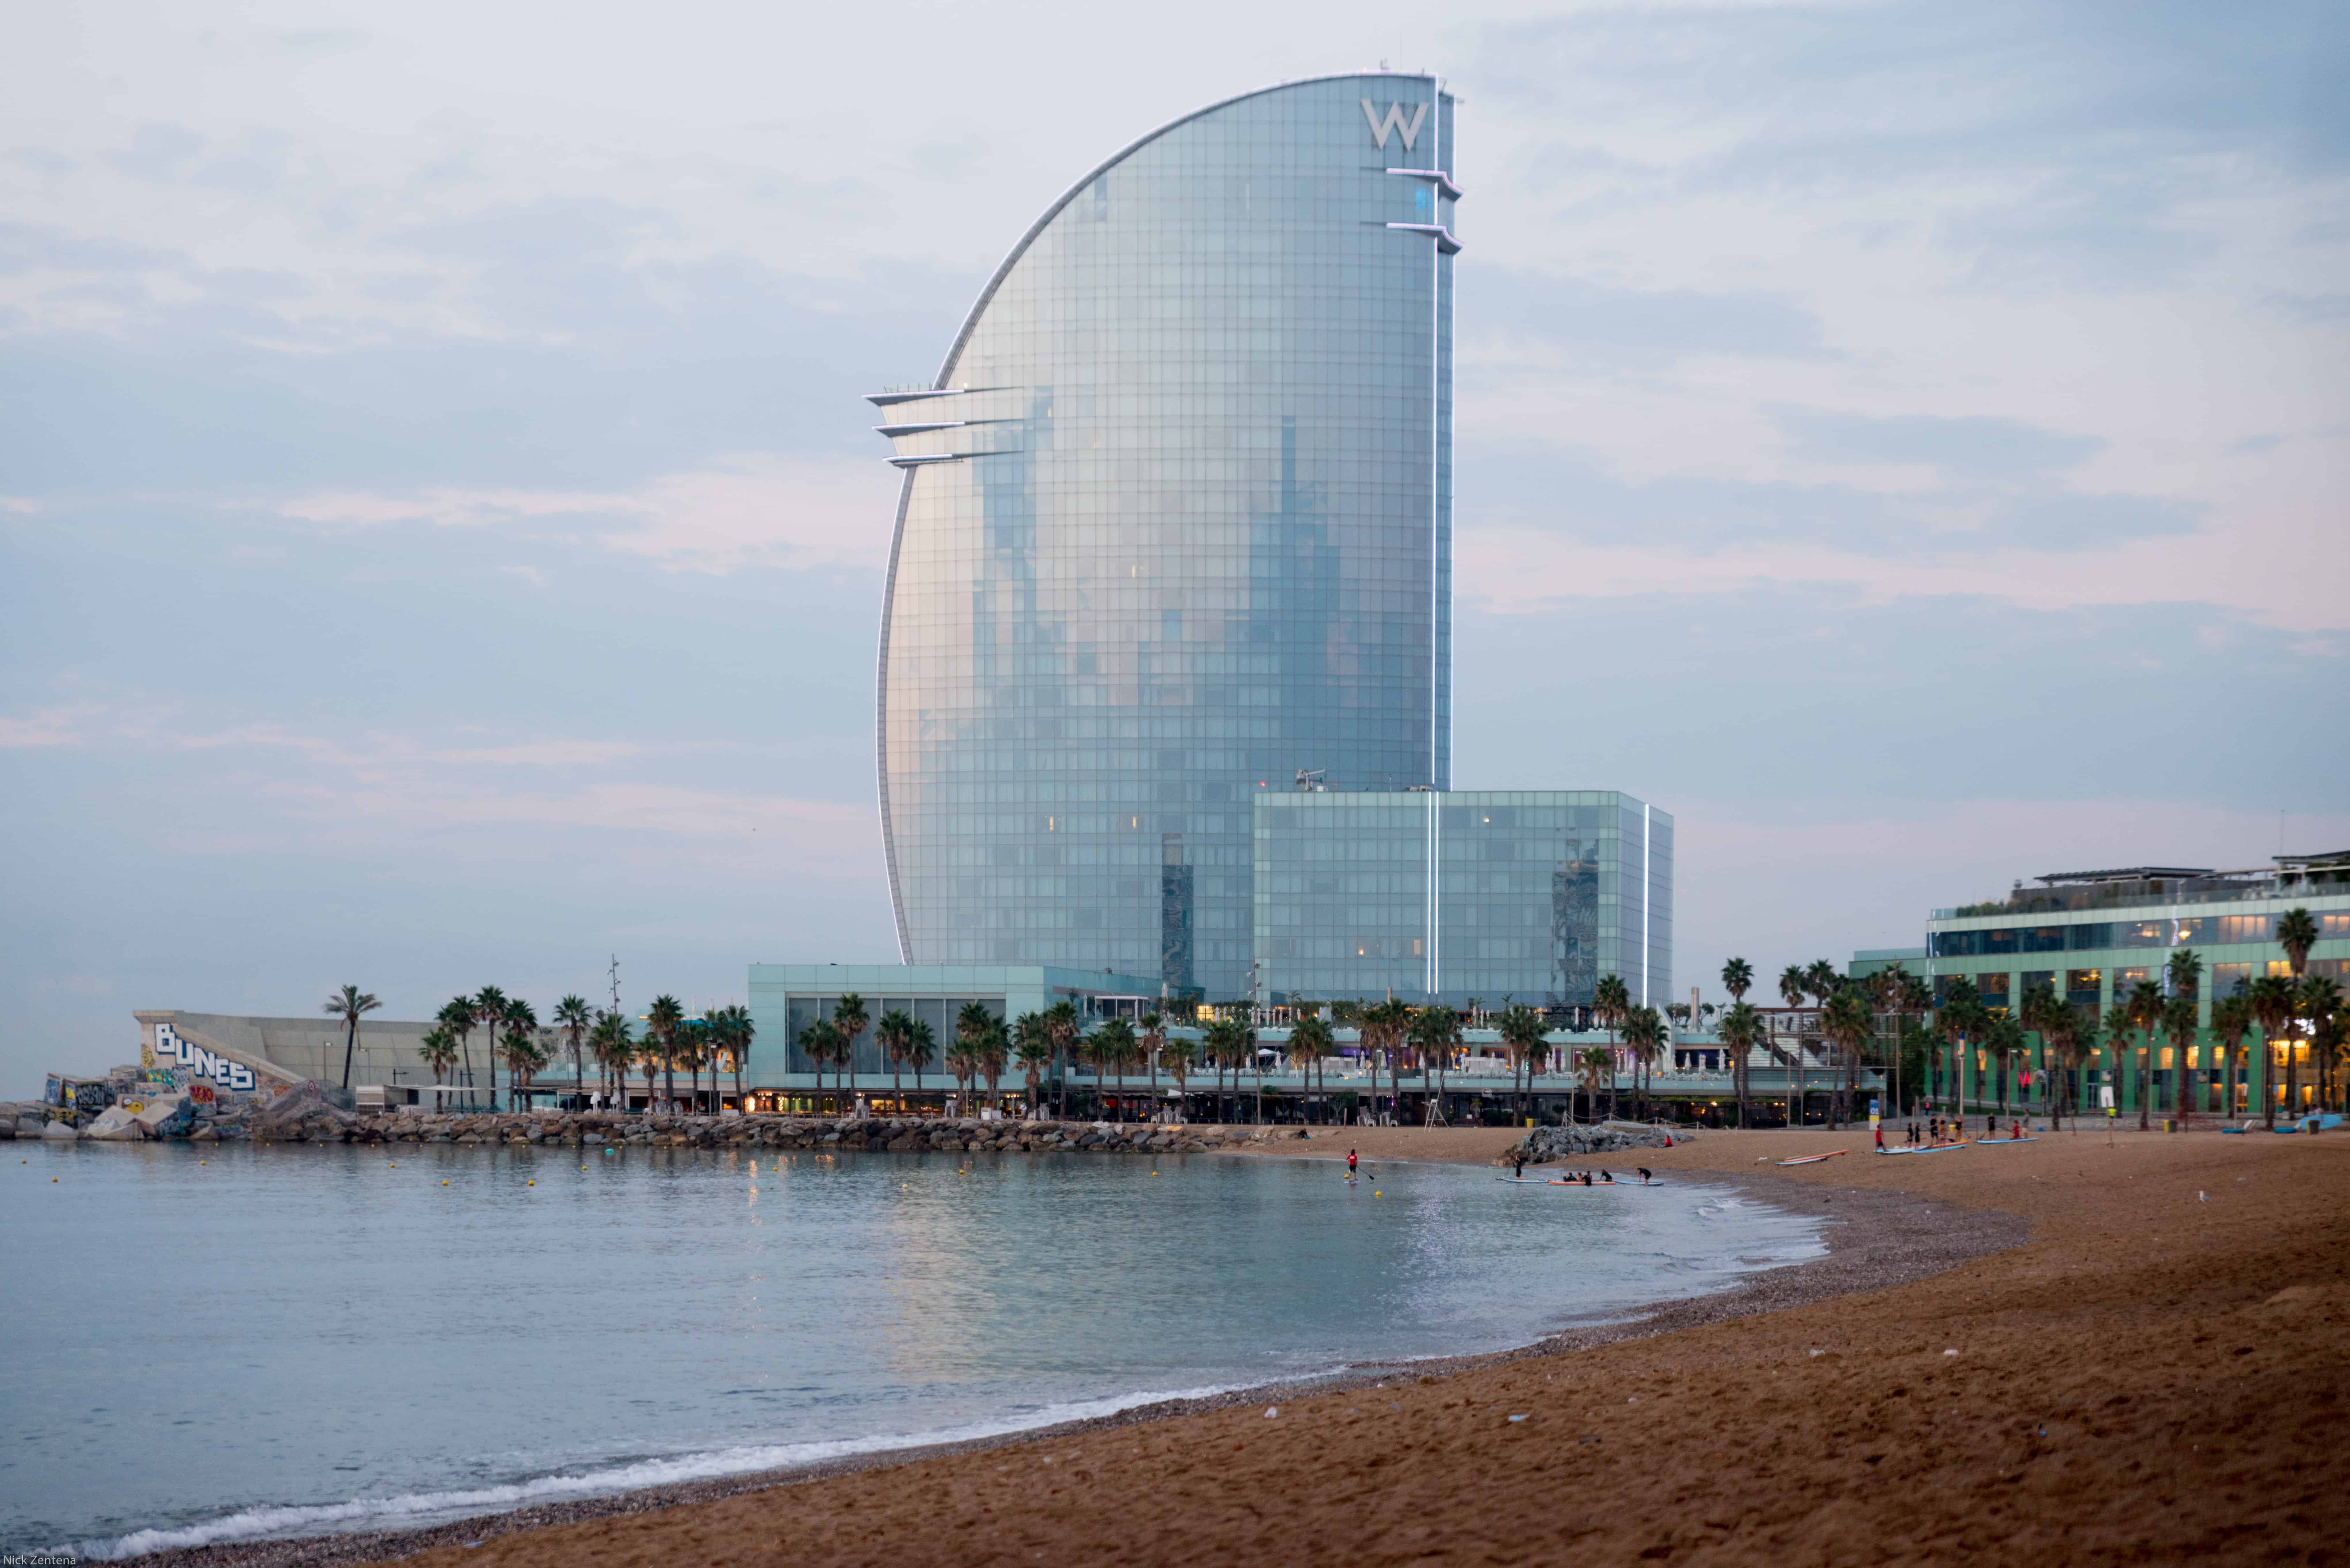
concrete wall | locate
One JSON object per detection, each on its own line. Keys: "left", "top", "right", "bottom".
{"left": 136, "top": 1010, "right": 448, "bottom": 1092}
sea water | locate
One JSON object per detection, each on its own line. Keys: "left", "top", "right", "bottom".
{"left": 0, "top": 1138, "right": 1823, "bottom": 1557}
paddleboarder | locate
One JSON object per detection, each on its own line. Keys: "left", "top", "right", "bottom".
{"left": 1347, "top": 1148, "right": 1358, "bottom": 1181}
{"left": 1512, "top": 1150, "right": 1528, "bottom": 1180}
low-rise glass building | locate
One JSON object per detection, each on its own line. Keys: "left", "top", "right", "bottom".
{"left": 1860, "top": 856, "right": 2350, "bottom": 1117}
{"left": 1252, "top": 789, "right": 1671, "bottom": 1008}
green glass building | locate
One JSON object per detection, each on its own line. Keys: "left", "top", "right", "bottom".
{"left": 1859, "top": 855, "right": 2350, "bottom": 1118}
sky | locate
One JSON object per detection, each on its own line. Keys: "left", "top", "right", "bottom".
{"left": 4, "top": 0, "right": 2346, "bottom": 1092}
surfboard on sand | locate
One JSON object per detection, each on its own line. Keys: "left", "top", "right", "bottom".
{"left": 1775, "top": 1150, "right": 1847, "bottom": 1166}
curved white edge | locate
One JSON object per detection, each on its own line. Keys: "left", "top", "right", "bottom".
{"left": 865, "top": 388, "right": 969, "bottom": 408}
{"left": 1385, "top": 221, "right": 1463, "bottom": 254}
{"left": 1387, "top": 168, "right": 1464, "bottom": 200}
{"left": 935, "top": 70, "right": 1449, "bottom": 387}
{"left": 886, "top": 453, "right": 967, "bottom": 469}
{"left": 875, "top": 465, "right": 918, "bottom": 961}
{"left": 874, "top": 420, "right": 968, "bottom": 437}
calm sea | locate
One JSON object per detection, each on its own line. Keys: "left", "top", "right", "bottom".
{"left": 2, "top": 1138, "right": 1822, "bottom": 1557}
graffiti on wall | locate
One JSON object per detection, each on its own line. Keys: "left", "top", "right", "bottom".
{"left": 154, "top": 1022, "right": 258, "bottom": 1093}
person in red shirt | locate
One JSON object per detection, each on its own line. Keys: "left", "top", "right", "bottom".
{"left": 1347, "top": 1149, "right": 1358, "bottom": 1180}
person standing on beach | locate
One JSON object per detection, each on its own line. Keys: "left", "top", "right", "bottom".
{"left": 1874, "top": 1124, "right": 1884, "bottom": 1151}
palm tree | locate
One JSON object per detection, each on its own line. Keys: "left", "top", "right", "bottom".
{"left": 2123, "top": 979, "right": 2163, "bottom": 1131}
{"left": 646, "top": 994, "right": 685, "bottom": 1110}
{"left": 554, "top": 995, "right": 592, "bottom": 1102}
{"left": 1573, "top": 1045, "right": 1612, "bottom": 1124}
{"left": 1159, "top": 1030, "right": 1197, "bottom": 1117}
{"left": 1777, "top": 964, "right": 1808, "bottom": 1124}
{"left": 592, "top": 1010, "right": 634, "bottom": 1107}
{"left": 721, "top": 1004, "right": 754, "bottom": 1109}
{"left": 832, "top": 992, "right": 869, "bottom": 1101}
{"left": 502, "top": 998, "right": 539, "bottom": 1107}
{"left": 1497, "top": 1004, "right": 1546, "bottom": 1125}
{"left": 503, "top": 1022, "right": 551, "bottom": 1105}
{"left": 1721, "top": 958, "right": 1753, "bottom": 1005}
{"left": 906, "top": 1016, "right": 937, "bottom": 1098}
{"left": 1821, "top": 987, "right": 1874, "bottom": 1128}
{"left": 873, "top": 1009, "right": 914, "bottom": 1109}
{"left": 1360, "top": 999, "right": 1412, "bottom": 1124}
{"left": 977, "top": 1017, "right": 1011, "bottom": 1110}
{"left": 2301, "top": 977, "right": 2344, "bottom": 1114}
{"left": 2020, "top": 980, "right": 2061, "bottom": 1123}
{"left": 474, "top": 986, "right": 509, "bottom": 1111}
{"left": 673, "top": 1016, "right": 703, "bottom": 1111}
{"left": 1718, "top": 1001, "right": 1765, "bottom": 1127}
{"left": 417, "top": 1025, "right": 459, "bottom": 1091}
{"left": 2248, "top": 974, "right": 2297, "bottom": 1128}
{"left": 1406, "top": 1006, "right": 1452, "bottom": 1124}
{"left": 798, "top": 1018, "right": 839, "bottom": 1104}
{"left": 1288, "top": 1012, "right": 1335, "bottom": 1123}
{"left": 2098, "top": 1001, "right": 2134, "bottom": 1124}
{"left": 1623, "top": 1006, "right": 1668, "bottom": 1122}
{"left": 2159, "top": 995, "right": 2199, "bottom": 1127}
{"left": 439, "top": 997, "right": 479, "bottom": 1107}
{"left": 2164, "top": 948, "right": 2204, "bottom": 1120}
{"left": 943, "top": 1033, "right": 980, "bottom": 1105}
{"left": 1043, "top": 1000, "right": 1081, "bottom": 1119}
{"left": 2210, "top": 993, "right": 2250, "bottom": 1121}
{"left": 1139, "top": 1010, "right": 1168, "bottom": 1118}
{"left": 2277, "top": 907, "right": 2319, "bottom": 978}
{"left": 956, "top": 1002, "right": 996, "bottom": 1104}
{"left": 1013, "top": 1013, "right": 1053, "bottom": 1118}
{"left": 322, "top": 984, "right": 382, "bottom": 1092}
{"left": 1091, "top": 1017, "right": 1137, "bottom": 1120}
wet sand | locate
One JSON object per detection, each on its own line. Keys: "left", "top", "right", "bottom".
{"left": 160, "top": 1127, "right": 2348, "bottom": 1566}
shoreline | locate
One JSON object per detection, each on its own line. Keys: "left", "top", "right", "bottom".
{"left": 128, "top": 1149, "right": 2021, "bottom": 1568}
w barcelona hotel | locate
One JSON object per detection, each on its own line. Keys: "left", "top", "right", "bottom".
{"left": 750, "top": 72, "right": 1672, "bottom": 1081}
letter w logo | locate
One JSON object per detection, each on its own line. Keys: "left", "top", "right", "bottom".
{"left": 1361, "top": 99, "right": 1429, "bottom": 152}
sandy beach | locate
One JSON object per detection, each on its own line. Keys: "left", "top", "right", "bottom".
{"left": 158, "top": 1126, "right": 2347, "bottom": 1567}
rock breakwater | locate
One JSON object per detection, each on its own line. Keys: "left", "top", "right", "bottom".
{"left": 9, "top": 1081, "right": 1316, "bottom": 1154}
{"left": 1508, "top": 1120, "right": 1692, "bottom": 1162}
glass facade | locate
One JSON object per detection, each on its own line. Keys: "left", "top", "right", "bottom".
{"left": 1253, "top": 791, "right": 1672, "bottom": 1008}
{"left": 873, "top": 73, "right": 1457, "bottom": 999}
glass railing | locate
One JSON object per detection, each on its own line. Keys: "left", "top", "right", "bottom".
{"left": 1932, "top": 876, "right": 2349, "bottom": 921}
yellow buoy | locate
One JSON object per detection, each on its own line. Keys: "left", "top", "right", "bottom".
{"left": 443, "top": 1180, "right": 449, "bottom": 1186}
{"left": 527, "top": 1180, "right": 534, "bottom": 1186}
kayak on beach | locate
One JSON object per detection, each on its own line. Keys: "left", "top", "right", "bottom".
{"left": 1775, "top": 1150, "right": 1847, "bottom": 1166}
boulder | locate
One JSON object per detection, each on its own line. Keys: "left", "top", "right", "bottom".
{"left": 42, "top": 1119, "right": 79, "bottom": 1140}
{"left": 252, "top": 1082, "right": 359, "bottom": 1141}
{"left": 82, "top": 1105, "right": 147, "bottom": 1140}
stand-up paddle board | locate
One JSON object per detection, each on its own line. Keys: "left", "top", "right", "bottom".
{"left": 1494, "top": 1175, "right": 1548, "bottom": 1183}
{"left": 1879, "top": 1142, "right": 1968, "bottom": 1154}
{"left": 1775, "top": 1150, "right": 1847, "bottom": 1166}
{"left": 1973, "top": 1135, "right": 2039, "bottom": 1144}
{"left": 1547, "top": 1178, "right": 1657, "bottom": 1188}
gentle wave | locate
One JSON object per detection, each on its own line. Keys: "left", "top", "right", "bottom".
{"left": 64, "top": 1379, "right": 1261, "bottom": 1560}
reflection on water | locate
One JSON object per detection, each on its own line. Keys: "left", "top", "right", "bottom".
{"left": 3, "top": 1140, "right": 1821, "bottom": 1557}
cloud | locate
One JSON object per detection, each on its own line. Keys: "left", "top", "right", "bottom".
{"left": 1774, "top": 409, "right": 2101, "bottom": 479}
{"left": 277, "top": 452, "right": 895, "bottom": 573}
{"left": 0, "top": 705, "right": 99, "bottom": 748}
{"left": 1466, "top": 269, "right": 1831, "bottom": 366}
{"left": 1454, "top": 519, "right": 2346, "bottom": 633}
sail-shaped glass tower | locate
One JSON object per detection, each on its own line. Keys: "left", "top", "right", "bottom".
{"left": 871, "top": 72, "right": 1458, "bottom": 1000}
